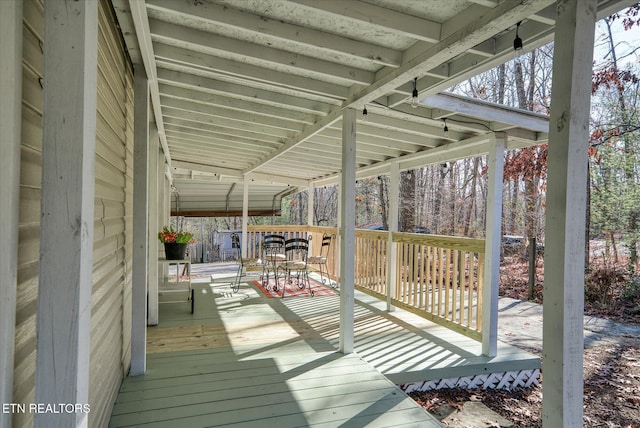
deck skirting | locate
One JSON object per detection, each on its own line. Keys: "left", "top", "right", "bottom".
{"left": 400, "top": 368, "right": 541, "bottom": 393}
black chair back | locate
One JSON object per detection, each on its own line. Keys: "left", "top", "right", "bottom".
{"left": 262, "top": 234, "right": 285, "bottom": 257}
{"left": 284, "top": 237, "right": 309, "bottom": 262}
{"left": 319, "top": 234, "right": 332, "bottom": 257}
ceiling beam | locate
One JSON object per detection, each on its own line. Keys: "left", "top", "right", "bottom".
{"left": 326, "top": 124, "right": 438, "bottom": 149}
{"left": 147, "top": 0, "right": 401, "bottom": 68}
{"left": 149, "top": 19, "right": 375, "bottom": 86}
{"left": 154, "top": 43, "right": 349, "bottom": 101}
{"left": 128, "top": 0, "right": 172, "bottom": 173}
{"left": 162, "top": 117, "right": 283, "bottom": 146}
{"left": 423, "top": 93, "right": 550, "bottom": 133}
{"left": 288, "top": 0, "right": 442, "bottom": 43}
{"left": 357, "top": 109, "right": 456, "bottom": 142}
{"left": 162, "top": 121, "right": 281, "bottom": 149}
{"left": 156, "top": 59, "right": 342, "bottom": 105}
{"left": 172, "top": 160, "right": 309, "bottom": 187}
{"left": 164, "top": 137, "right": 269, "bottom": 161}
{"left": 170, "top": 208, "right": 282, "bottom": 218}
{"left": 162, "top": 107, "right": 295, "bottom": 140}
{"left": 159, "top": 84, "right": 319, "bottom": 124}
{"left": 157, "top": 68, "right": 336, "bottom": 115}
{"left": 172, "top": 160, "right": 241, "bottom": 178}
{"left": 161, "top": 97, "right": 306, "bottom": 133}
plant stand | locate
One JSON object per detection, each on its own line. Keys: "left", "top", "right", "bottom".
{"left": 158, "top": 258, "right": 194, "bottom": 314}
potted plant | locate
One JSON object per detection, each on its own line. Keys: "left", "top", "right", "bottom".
{"left": 158, "top": 226, "right": 194, "bottom": 260}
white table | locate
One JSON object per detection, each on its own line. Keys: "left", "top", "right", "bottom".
{"left": 158, "top": 258, "right": 194, "bottom": 314}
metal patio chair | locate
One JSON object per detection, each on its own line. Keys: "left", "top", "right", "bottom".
{"left": 260, "top": 234, "right": 286, "bottom": 288}
{"left": 231, "top": 233, "right": 263, "bottom": 293}
{"left": 307, "top": 233, "right": 335, "bottom": 287}
{"left": 276, "top": 237, "right": 312, "bottom": 297}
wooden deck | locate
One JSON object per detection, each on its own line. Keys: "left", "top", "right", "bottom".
{"left": 110, "top": 265, "right": 539, "bottom": 427}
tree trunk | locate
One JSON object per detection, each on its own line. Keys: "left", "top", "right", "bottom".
{"left": 400, "top": 170, "right": 416, "bottom": 232}
{"left": 524, "top": 175, "right": 537, "bottom": 257}
{"left": 464, "top": 158, "right": 479, "bottom": 236}
{"left": 510, "top": 178, "right": 519, "bottom": 234}
{"left": 526, "top": 50, "right": 536, "bottom": 110}
{"left": 379, "top": 176, "right": 389, "bottom": 230}
{"left": 449, "top": 162, "right": 456, "bottom": 234}
{"left": 585, "top": 161, "right": 591, "bottom": 269}
{"left": 497, "top": 63, "right": 506, "bottom": 104}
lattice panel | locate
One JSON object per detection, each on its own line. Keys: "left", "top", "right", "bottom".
{"left": 400, "top": 369, "right": 541, "bottom": 393}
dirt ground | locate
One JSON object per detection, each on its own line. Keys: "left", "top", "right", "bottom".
{"left": 409, "top": 255, "right": 640, "bottom": 427}
{"left": 410, "top": 343, "right": 640, "bottom": 427}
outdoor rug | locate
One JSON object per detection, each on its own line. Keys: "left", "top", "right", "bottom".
{"left": 252, "top": 277, "right": 338, "bottom": 298}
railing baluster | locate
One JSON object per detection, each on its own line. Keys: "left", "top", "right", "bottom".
{"left": 379, "top": 238, "right": 385, "bottom": 293}
{"left": 470, "top": 253, "right": 475, "bottom": 328}
{"left": 430, "top": 245, "right": 437, "bottom": 314}
{"left": 425, "top": 245, "right": 431, "bottom": 313}
{"left": 408, "top": 243, "right": 414, "bottom": 306}
{"left": 356, "top": 236, "right": 362, "bottom": 286}
{"left": 416, "top": 245, "right": 424, "bottom": 309}
{"left": 408, "top": 242, "right": 412, "bottom": 304}
{"left": 476, "top": 252, "right": 485, "bottom": 332}
{"left": 451, "top": 250, "right": 460, "bottom": 322}
{"left": 444, "top": 248, "right": 451, "bottom": 320}
{"left": 460, "top": 254, "right": 466, "bottom": 327}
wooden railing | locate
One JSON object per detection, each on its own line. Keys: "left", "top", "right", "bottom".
{"left": 354, "top": 230, "right": 389, "bottom": 295}
{"left": 354, "top": 230, "right": 485, "bottom": 340}
{"left": 246, "top": 225, "right": 485, "bottom": 341}
{"left": 392, "top": 233, "right": 484, "bottom": 340}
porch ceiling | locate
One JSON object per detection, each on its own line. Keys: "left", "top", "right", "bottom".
{"left": 112, "top": 0, "right": 633, "bottom": 209}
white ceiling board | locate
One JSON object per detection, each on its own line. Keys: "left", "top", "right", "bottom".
{"left": 110, "top": 0, "right": 634, "bottom": 213}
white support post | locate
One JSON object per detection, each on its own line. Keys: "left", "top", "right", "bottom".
{"left": 307, "top": 182, "right": 315, "bottom": 227}
{"left": 164, "top": 168, "right": 171, "bottom": 223}
{"left": 157, "top": 151, "right": 166, "bottom": 297}
{"left": 35, "top": 1, "right": 98, "bottom": 426}
{"left": 147, "top": 126, "right": 159, "bottom": 326}
{"left": 0, "top": 1, "right": 22, "bottom": 424}
{"left": 482, "top": 133, "right": 505, "bottom": 357}
{"left": 130, "top": 64, "right": 149, "bottom": 376}
{"left": 386, "top": 162, "right": 400, "bottom": 312}
{"left": 339, "top": 109, "right": 356, "bottom": 354}
{"left": 543, "top": 1, "right": 596, "bottom": 426}
{"left": 241, "top": 176, "right": 249, "bottom": 257}
{"left": 158, "top": 165, "right": 168, "bottom": 283}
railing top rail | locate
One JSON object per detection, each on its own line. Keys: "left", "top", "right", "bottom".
{"left": 392, "top": 232, "right": 485, "bottom": 253}
{"left": 306, "top": 225, "right": 338, "bottom": 234}
{"left": 246, "top": 225, "right": 309, "bottom": 233}
{"left": 355, "top": 229, "right": 389, "bottom": 240}
{"left": 245, "top": 225, "right": 485, "bottom": 253}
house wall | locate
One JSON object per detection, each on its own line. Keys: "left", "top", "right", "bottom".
{"left": 14, "top": 0, "right": 133, "bottom": 426}
{"left": 13, "top": 2, "right": 42, "bottom": 426}
{"left": 90, "top": 1, "right": 134, "bottom": 425}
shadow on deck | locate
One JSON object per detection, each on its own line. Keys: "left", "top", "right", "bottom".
{"left": 110, "top": 262, "right": 539, "bottom": 427}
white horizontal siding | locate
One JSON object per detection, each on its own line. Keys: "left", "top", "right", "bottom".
{"left": 14, "top": 0, "right": 43, "bottom": 426}
{"left": 14, "top": 0, "right": 133, "bottom": 427}
{"left": 88, "top": 1, "right": 133, "bottom": 426}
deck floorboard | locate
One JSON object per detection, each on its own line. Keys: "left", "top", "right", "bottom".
{"left": 110, "top": 266, "right": 539, "bottom": 427}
